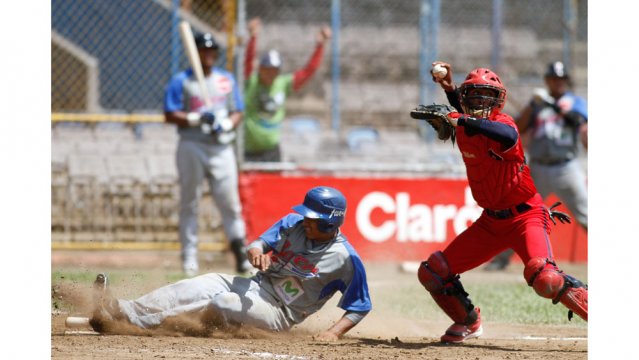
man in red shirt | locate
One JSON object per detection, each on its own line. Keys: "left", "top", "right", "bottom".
{"left": 415, "top": 61, "right": 588, "bottom": 343}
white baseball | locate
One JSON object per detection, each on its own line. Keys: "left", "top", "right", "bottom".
{"left": 432, "top": 64, "right": 448, "bottom": 79}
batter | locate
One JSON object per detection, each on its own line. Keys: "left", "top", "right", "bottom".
{"left": 164, "top": 32, "right": 249, "bottom": 275}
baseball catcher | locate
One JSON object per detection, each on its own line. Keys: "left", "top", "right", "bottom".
{"left": 412, "top": 61, "right": 587, "bottom": 344}
{"left": 410, "top": 103, "right": 457, "bottom": 144}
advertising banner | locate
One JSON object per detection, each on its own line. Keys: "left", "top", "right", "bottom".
{"left": 240, "top": 172, "right": 587, "bottom": 262}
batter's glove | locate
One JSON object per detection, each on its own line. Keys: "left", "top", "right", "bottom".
{"left": 200, "top": 112, "right": 233, "bottom": 134}
{"left": 200, "top": 111, "right": 216, "bottom": 127}
{"left": 410, "top": 104, "right": 457, "bottom": 144}
{"left": 548, "top": 201, "right": 571, "bottom": 225}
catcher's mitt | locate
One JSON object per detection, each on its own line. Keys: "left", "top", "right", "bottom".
{"left": 410, "top": 104, "right": 457, "bottom": 144}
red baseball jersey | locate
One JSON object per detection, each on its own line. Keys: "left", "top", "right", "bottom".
{"left": 455, "top": 112, "right": 537, "bottom": 210}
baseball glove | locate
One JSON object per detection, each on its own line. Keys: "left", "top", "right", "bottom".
{"left": 410, "top": 104, "right": 457, "bottom": 144}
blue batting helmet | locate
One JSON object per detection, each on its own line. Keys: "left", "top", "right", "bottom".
{"left": 293, "top": 186, "right": 347, "bottom": 233}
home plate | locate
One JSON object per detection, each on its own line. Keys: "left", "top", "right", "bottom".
{"left": 64, "top": 330, "right": 100, "bottom": 335}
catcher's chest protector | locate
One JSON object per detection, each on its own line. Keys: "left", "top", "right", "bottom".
{"left": 456, "top": 124, "right": 535, "bottom": 209}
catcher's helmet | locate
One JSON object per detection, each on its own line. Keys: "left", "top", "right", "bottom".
{"left": 459, "top": 68, "right": 507, "bottom": 118}
{"left": 293, "top": 186, "right": 346, "bottom": 233}
{"left": 194, "top": 32, "right": 219, "bottom": 50}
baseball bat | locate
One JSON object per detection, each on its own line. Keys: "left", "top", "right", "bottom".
{"left": 178, "top": 21, "right": 235, "bottom": 143}
{"left": 178, "top": 21, "right": 212, "bottom": 108}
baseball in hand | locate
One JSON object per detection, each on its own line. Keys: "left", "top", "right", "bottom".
{"left": 432, "top": 64, "right": 448, "bottom": 79}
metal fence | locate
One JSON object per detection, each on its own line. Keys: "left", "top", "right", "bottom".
{"left": 52, "top": 0, "right": 238, "bottom": 246}
{"left": 243, "top": 0, "right": 587, "bottom": 132}
{"left": 52, "top": 0, "right": 587, "bottom": 120}
{"left": 52, "top": 0, "right": 235, "bottom": 113}
{"left": 51, "top": 0, "right": 587, "bottom": 246}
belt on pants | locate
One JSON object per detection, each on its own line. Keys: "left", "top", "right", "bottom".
{"left": 485, "top": 203, "right": 532, "bottom": 219}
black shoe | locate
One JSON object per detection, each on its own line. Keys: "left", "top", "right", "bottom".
{"left": 483, "top": 261, "right": 509, "bottom": 271}
{"left": 230, "top": 239, "right": 250, "bottom": 273}
{"left": 484, "top": 249, "right": 514, "bottom": 271}
{"left": 92, "top": 273, "right": 109, "bottom": 305}
{"left": 90, "top": 273, "right": 123, "bottom": 332}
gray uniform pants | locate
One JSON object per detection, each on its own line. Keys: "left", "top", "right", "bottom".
{"left": 176, "top": 139, "right": 246, "bottom": 271}
{"left": 530, "top": 159, "right": 588, "bottom": 228}
{"left": 117, "top": 273, "right": 291, "bottom": 331}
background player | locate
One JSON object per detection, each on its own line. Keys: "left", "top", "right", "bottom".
{"left": 243, "top": 17, "right": 332, "bottom": 162}
{"left": 89, "top": 186, "right": 372, "bottom": 341}
{"left": 485, "top": 61, "right": 588, "bottom": 271}
{"left": 412, "top": 61, "right": 588, "bottom": 343}
{"left": 164, "top": 32, "right": 250, "bottom": 276}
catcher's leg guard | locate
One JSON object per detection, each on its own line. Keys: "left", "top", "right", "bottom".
{"left": 524, "top": 257, "right": 588, "bottom": 321}
{"left": 417, "top": 251, "right": 479, "bottom": 325}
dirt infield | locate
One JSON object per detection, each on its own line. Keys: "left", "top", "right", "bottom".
{"left": 51, "top": 251, "right": 587, "bottom": 359}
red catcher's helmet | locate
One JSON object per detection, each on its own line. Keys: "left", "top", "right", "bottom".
{"left": 459, "top": 68, "right": 507, "bottom": 118}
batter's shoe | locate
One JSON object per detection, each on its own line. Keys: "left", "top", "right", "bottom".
{"left": 182, "top": 257, "right": 199, "bottom": 278}
{"left": 230, "top": 239, "right": 251, "bottom": 274}
{"left": 440, "top": 308, "right": 483, "bottom": 344}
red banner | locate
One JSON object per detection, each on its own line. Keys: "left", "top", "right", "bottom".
{"left": 239, "top": 172, "right": 587, "bottom": 263}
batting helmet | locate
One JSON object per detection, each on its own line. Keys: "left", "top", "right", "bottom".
{"left": 292, "top": 186, "right": 346, "bottom": 233}
{"left": 545, "top": 61, "right": 570, "bottom": 79}
{"left": 459, "top": 68, "right": 507, "bottom": 118}
{"left": 194, "top": 32, "right": 219, "bottom": 50}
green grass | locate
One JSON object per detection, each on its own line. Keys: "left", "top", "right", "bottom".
{"left": 51, "top": 268, "right": 190, "bottom": 308}
{"left": 52, "top": 268, "right": 197, "bottom": 315}
{"left": 381, "top": 280, "right": 586, "bottom": 327}
{"left": 51, "top": 265, "right": 587, "bottom": 328}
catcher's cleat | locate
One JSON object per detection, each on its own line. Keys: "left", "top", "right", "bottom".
{"left": 440, "top": 308, "right": 483, "bottom": 344}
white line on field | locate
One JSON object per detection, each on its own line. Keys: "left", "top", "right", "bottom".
{"left": 518, "top": 336, "right": 587, "bottom": 341}
{"left": 211, "top": 347, "right": 309, "bottom": 359}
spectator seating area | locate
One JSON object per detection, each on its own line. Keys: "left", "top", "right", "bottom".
{"left": 51, "top": 120, "right": 465, "bottom": 244}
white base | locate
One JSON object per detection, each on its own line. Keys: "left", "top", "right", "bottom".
{"left": 65, "top": 316, "right": 90, "bottom": 328}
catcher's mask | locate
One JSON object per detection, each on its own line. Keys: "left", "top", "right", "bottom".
{"left": 459, "top": 68, "right": 507, "bottom": 118}
{"left": 293, "top": 186, "right": 346, "bottom": 233}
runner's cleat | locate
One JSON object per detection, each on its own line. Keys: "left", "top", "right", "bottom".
{"left": 90, "top": 273, "right": 124, "bottom": 332}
